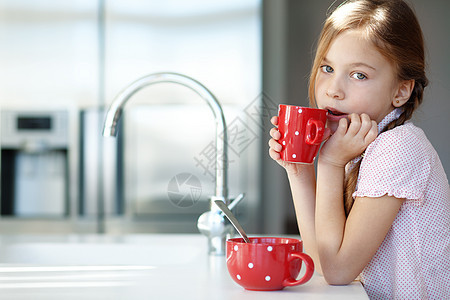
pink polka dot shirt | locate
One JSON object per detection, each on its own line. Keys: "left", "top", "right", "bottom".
{"left": 350, "top": 109, "right": 450, "bottom": 299}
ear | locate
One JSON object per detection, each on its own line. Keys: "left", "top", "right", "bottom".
{"left": 393, "top": 79, "right": 415, "bottom": 107}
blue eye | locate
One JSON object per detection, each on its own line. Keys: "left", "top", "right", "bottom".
{"left": 352, "top": 72, "right": 367, "bottom": 80}
{"left": 320, "top": 65, "right": 333, "bottom": 73}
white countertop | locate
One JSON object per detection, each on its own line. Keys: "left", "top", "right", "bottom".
{"left": 0, "top": 234, "right": 368, "bottom": 300}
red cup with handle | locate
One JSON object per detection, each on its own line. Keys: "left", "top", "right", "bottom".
{"left": 226, "top": 237, "right": 315, "bottom": 291}
{"left": 278, "top": 105, "right": 328, "bottom": 164}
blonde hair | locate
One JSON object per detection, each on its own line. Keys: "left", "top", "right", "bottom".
{"left": 308, "top": 0, "right": 428, "bottom": 215}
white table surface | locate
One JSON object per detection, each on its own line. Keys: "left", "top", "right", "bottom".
{"left": 0, "top": 234, "right": 369, "bottom": 300}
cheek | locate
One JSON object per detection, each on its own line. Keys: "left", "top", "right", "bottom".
{"left": 314, "top": 79, "right": 326, "bottom": 103}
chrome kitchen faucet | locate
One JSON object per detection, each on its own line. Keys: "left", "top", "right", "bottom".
{"left": 102, "top": 72, "right": 244, "bottom": 256}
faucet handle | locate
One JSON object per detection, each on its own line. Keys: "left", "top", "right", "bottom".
{"left": 226, "top": 193, "right": 245, "bottom": 212}
{"left": 198, "top": 193, "right": 245, "bottom": 256}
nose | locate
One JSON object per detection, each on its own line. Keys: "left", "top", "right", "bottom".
{"left": 325, "top": 77, "right": 344, "bottom": 100}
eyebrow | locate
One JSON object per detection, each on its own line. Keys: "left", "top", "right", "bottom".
{"left": 323, "top": 58, "right": 377, "bottom": 71}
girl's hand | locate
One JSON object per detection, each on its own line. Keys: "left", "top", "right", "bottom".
{"left": 268, "top": 116, "right": 330, "bottom": 175}
{"left": 319, "top": 113, "right": 378, "bottom": 167}
{"left": 268, "top": 116, "right": 302, "bottom": 175}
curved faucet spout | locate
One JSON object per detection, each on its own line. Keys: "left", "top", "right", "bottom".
{"left": 102, "top": 72, "right": 228, "bottom": 202}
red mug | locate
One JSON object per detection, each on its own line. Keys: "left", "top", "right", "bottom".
{"left": 226, "top": 237, "right": 314, "bottom": 291}
{"left": 278, "top": 105, "right": 327, "bottom": 164}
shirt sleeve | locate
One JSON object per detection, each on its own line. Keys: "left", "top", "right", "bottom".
{"left": 352, "top": 125, "right": 432, "bottom": 205}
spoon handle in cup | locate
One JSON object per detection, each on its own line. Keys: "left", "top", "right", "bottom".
{"left": 214, "top": 200, "right": 251, "bottom": 243}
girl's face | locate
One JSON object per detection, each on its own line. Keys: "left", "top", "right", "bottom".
{"left": 314, "top": 30, "right": 402, "bottom": 133}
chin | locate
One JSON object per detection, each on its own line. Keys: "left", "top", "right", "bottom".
{"left": 327, "top": 121, "right": 339, "bottom": 134}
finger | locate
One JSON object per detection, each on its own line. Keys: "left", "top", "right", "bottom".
{"left": 271, "top": 116, "right": 279, "bottom": 126}
{"left": 270, "top": 127, "right": 281, "bottom": 140}
{"left": 268, "top": 138, "right": 283, "bottom": 152}
{"left": 335, "top": 117, "right": 349, "bottom": 136}
{"left": 364, "top": 120, "right": 378, "bottom": 144}
{"left": 269, "top": 148, "right": 282, "bottom": 161}
{"left": 358, "top": 113, "right": 373, "bottom": 137}
{"left": 346, "top": 113, "right": 361, "bottom": 136}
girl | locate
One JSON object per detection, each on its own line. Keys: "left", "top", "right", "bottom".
{"left": 268, "top": 0, "right": 450, "bottom": 298}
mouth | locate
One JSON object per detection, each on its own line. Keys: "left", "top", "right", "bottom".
{"left": 325, "top": 107, "right": 348, "bottom": 121}
{"left": 326, "top": 108, "right": 346, "bottom": 116}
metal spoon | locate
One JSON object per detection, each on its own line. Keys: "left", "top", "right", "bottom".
{"left": 214, "top": 200, "right": 251, "bottom": 243}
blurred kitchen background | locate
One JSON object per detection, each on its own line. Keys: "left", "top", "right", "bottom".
{"left": 0, "top": 0, "right": 448, "bottom": 236}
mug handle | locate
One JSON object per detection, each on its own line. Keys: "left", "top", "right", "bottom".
{"left": 282, "top": 252, "right": 315, "bottom": 287}
{"left": 305, "top": 119, "right": 324, "bottom": 145}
